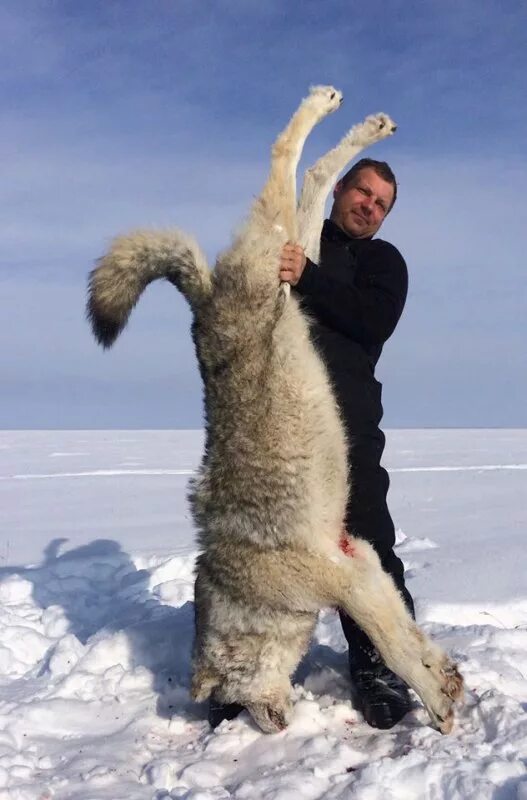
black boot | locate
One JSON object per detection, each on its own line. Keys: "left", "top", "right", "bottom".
{"left": 348, "top": 646, "right": 412, "bottom": 730}
{"left": 208, "top": 697, "right": 245, "bottom": 728}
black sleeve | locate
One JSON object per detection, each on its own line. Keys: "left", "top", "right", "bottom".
{"left": 294, "top": 240, "right": 408, "bottom": 346}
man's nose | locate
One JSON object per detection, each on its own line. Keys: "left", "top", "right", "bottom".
{"left": 361, "top": 198, "right": 373, "bottom": 216}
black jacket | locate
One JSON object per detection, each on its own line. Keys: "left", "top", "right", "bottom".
{"left": 295, "top": 219, "right": 408, "bottom": 435}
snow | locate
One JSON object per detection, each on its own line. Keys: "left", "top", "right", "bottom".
{"left": 0, "top": 429, "right": 526, "bottom": 799}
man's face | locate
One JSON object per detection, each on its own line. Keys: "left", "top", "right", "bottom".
{"left": 330, "top": 167, "right": 394, "bottom": 239}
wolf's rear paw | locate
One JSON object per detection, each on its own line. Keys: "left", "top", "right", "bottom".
{"left": 352, "top": 113, "right": 397, "bottom": 145}
{"left": 307, "top": 85, "right": 343, "bottom": 118}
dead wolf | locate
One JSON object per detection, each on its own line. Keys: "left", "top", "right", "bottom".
{"left": 87, "top": 86, "right": 463, "bottom": 734}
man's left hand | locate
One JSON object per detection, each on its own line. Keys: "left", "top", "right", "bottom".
{"left": 279, "top": 243, "right": 307, "bottom": 286}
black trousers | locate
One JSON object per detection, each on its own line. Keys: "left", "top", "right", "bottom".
{"left": 339, "top": 430, "right": 415, "bottom": 666}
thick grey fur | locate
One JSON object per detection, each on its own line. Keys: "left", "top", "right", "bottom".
{"left": 87, "top": 87, "right": 463, "bottom": 734}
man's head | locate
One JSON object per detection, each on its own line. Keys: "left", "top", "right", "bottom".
{"left": 330, "top": 158, "right": 397, "bottom": 239}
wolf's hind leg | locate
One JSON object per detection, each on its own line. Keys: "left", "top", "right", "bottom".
{"left": 248, "top": 86, "right": 343, "bottom": 246}
{"left": 297, "top": 113, "right": 397, "bottom": 262}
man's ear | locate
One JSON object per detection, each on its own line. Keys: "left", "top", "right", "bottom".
{"left": 333, "top": 179, "right": 344, "bottom": 199}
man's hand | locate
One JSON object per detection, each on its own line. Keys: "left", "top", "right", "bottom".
{"left": 279, "top": 243, "right": 307, "bottom": 286}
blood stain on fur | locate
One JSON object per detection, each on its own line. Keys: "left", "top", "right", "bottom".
{"left": 339, "top": 534, "right": 356, "bottom": 557}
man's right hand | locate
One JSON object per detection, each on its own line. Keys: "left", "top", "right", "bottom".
{"left": 279, "top": 243, "right": 307, "bottom": 286}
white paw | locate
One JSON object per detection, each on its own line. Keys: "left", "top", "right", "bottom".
{"left": 353, "top": 113, "right": 397, "bottom": 145}
{"left": 246, "top": 698, "right": 292, "bottom": 734}
{"left": 306, "top": 85, "right": 343, "bottom": 118}
{"left": 423, "top": 654, "right": 464, "bottom": 734}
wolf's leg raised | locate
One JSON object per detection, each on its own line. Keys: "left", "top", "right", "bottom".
{"left": 254, "top": 86, "right": 342, "bottom": 241}
{"left": 297, "top": 113, "right": 397, "bottom": 263}
{"left": 231, "top": 86, "right": 342, "bottom": 290}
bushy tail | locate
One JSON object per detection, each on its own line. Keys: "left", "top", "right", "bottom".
{"left": 87, "top": 228, "right": 212, "bottom": 348}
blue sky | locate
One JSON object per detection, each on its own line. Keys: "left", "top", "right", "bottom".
{"left": 1, "top": 0, "right": 526, "bottom": 428}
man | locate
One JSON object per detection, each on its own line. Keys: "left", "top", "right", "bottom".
{"left": 279, "top": 158, "right": 415, "bottom": 730}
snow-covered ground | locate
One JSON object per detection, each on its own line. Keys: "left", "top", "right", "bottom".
{"left": 0, "top": 429, "right": 526, "bottom": 799}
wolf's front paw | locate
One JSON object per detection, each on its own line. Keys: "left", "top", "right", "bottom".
{"left": 423, "top": 654, "right": 464, "bottom": 734}
{"left": 246, "top": 697, "right": 292, "bottom": 734}
{"left": 306, "top": 85, "right": 343, "bottom": 119}
{"left": 353, "top": 113, "right": 397, "bottom": 145}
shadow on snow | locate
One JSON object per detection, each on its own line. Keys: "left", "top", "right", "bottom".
{"left": 0, "top": 537, "right": 200, "bottom": 721}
